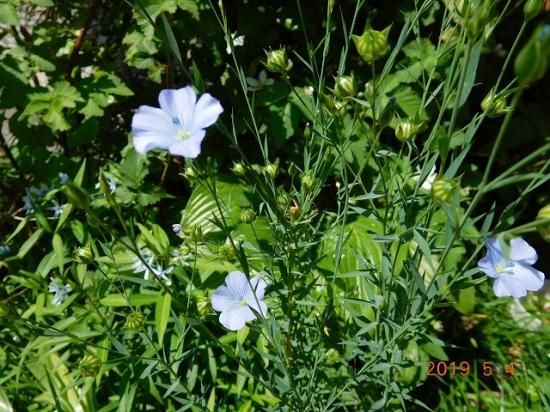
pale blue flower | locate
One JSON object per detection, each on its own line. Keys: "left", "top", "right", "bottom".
{"left": 49, "top": 281, "right": 72, "bottom": 305}
{"left": 226, "top": 32, "right": 245, "bottom": 54}
{"left": 211, "top": 271, "right": 267, "bottom": 331}
{"left": 58, "top": 173, "right": 69, "bottom": 185}
{"left": 48, "top": 200, "right": 67, "bottom": 218}
{"left": 246, "top": 70, "right": 274, "bottom": 91}
{"left": 131, "top": 248, "right": 172, "bottom": 285}
{"left": 478, "top": 237, "right": 545, "bottom": 298}
{"left": 131, "top": 86, "right": 223, "bottom": 158}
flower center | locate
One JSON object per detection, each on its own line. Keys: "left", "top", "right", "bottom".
{"left": 495, "top": 260, "right": 514, "bottom": 275}
{"left": 239, "top": 298, "right": 249, "bottom": 307}
{"left": 177, "top": 130, "right": 191, "bottom": 141}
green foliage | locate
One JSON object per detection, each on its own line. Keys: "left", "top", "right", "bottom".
{"left": 1, "top": 0, "right": 549, "bottom": 411}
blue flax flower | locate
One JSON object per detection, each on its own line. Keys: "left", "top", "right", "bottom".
{"left": 131, "top": 86, "right": 223, "bottom": 158}
{"left": 478, "top": 237, "right": 545, "bottom": 298}
{"left": 211, "top": 271, "right": 268, "bottom": 331}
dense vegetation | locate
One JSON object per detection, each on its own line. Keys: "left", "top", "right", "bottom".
{"left": 1, "top": 0, "right": 549, "bottom": 410}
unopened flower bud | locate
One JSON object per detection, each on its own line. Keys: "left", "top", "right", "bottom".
{"left": 186, "top": 225, "right": 203, "bottom": 243}
{"left": 196, "top": 296, "right": 211, "bottom": 316}
{"left": 265, "top": 48, "right": 293, "bottom": 73}
{"left": 125, "top": 311, "right": 145, "bottom": 330}
{"left": 304, "top": 123, "right": 312, "bottom": 140}
{"left": 325, "top": 348, "right": 341, "bottom": 365}
{"left": 466, "top": 2, "right": 492, "bottom": 41}
{"left": 240, "top": 208, "right": 257, "bottom": 224}
{"left": 536, "top": 204, "right": 550, "bottom": 242}
{"left": 481, "top": 91, "right": 508, "bottom": 118}
{"left": 431, "top": 177, "right": 458, "bottom": 204}
{"left": 74, "top": 246, "right": 94, "bottom": 264}
{"left": 364, "top": 81, "right": 375, "bottom": 101}
{"left": 276, "top": 194, "right": 289, "bottom": 211}
{"left": 231, "top": 162, "right": 246, "bottom": 176}
{"left": 263, "top": 162, "right": 279, "bottom": 178}
{"left": 514, "top": 23, "right": 550, "bottom": 86}
{"left": 352, "top": 27, "right": 390, "bottom": 62}
{"left": 395, "top": 119, "right": 418, "bottom": 142}
{"left": 524, "top": 0, "right": 543, "bottom": 22}
{"left": 79, "top": 354, "right": 101, "bottom": 377}
{"left": 218, "top": 243, "right": 235, "bottom": 261}
{"left": 334, "top": 74, "right": 357, "bottom": 98}
{"left": 301, "top": 173, "right": 315, "bottom": 189}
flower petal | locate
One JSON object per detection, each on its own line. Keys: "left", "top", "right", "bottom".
{"left": 131, "top": 106, "right": 175, "bottom": 136}
{"left": 191, "top": 93, "right": 223, "bottom": 131}
{"left": 513, "top": 263, "right": 545, "bottom": 292}
{"left": 134, "top": 133, "right": 174, "bottom": 154}
{"left": 212, "top": 286, "right": 238, "bottom": 312}
{"left": 219, "top": 306, "right": 255, "bottom": 331}
{"left": 224, "top": 271, "right": 249, "bottom": 299}
{"left": 248, "top": 299, "right": 268, "bottom": 318}
{"left": 158, "top": 87, "right": 196, "bottom": 129}
{"left": 168, "top": 130, "right": 206, "bottom": 158}
{"left": 494, "top": 276, "right": 528, "bottom": 298}
{"left": 478, "top": 254, "right": 497, "bottom": 278}
{"left": 509, "top": 237, "right": 538, "bottom": 265}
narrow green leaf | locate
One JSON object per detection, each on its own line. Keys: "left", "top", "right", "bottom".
{"left": 52, "top": 233, "right": 64, "bottom": 274}
{"left": 155, "top": 293, "right": 171, "bottom": 345}
{"left": 17, "top": 228, "right": 45, "bottom": 258}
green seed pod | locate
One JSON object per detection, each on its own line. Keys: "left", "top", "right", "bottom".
{"left": 74, "top": 246, "right": 94, "bottom": 264}
{"left": 79, "top": 354, "right": 101, "bottom": 377}
{"left": 352, "top": 26, "right": 390, "bottom": 62}
{"left": 325, "top": 348, "right": 340, "bottom": 365}
{"left": 263, "top": 162, "right": 279, "bottom": 178}
{"left": 524, "top": 0, "right": 544, "bottom": 22}
{"left": 231, "top": 162, "right": 246, "bottom": 176}
{"left": 301, "top": 173, "right": 315, "bottom": 189}
{"left": 395, "top": 119, "right": 418, "bottom": 142}
{"left": 481, "top": 91, "right": 509, "bottom": 118}
{"left": 514, "top": 24, "right": 550, "bottom": 86}
{"left": 431, "top": 177, "right": 458, "bottom": 204}
{"left": 333, "top": 74, "right": 358, "bottom": 98}
{"left": 240, "top": 208, "right": 257, "bottom": 224}
{"left": 218, "top": 243, "right": 235, "bottom": 261}
{"left": 321, "top": 94, "right": 345, "bottom": 117}
{"left": 125, "top": 311, "right": 145, "bottom": 330}
{"left": 536, "top": 204, "right": 550, "bottom": 242}
{"left": 265, "top": 48, "right": 293, "bottom": 73}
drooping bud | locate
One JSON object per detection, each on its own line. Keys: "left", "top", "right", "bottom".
{"left": 231, "top": 162, "right": 246, "bottom": 176}
{"left": 466, "top": 2, "right": 492, "bottom": 41}
{"left": 74, "top": 246, "right": 94, "bottom": 264}
{"left": 352, "top": 26, "right": 390, "bottom": 62}
{"left": 125, "top": 311, "right": 145, "bottom": 330}
{"left": 481, "top": 91, "right": 509, "bottom": 118}
{"left": 79, "top": 354, "right": 101, "bottom": 377}
{"left": 333, "top": 74, "right": 358, "bottom": 98}
{"left": 240, "top": 208, "right": 257, "bottom": 224}
{"left": 265, "top": 48, "right": 293, "bottom": 73}
{"left": 394, "top": 119, "right": 418, "bottom": 142}
{"left": 431, "top": 176, "right": 458, "bottom": 204}
{"left": 524, "top": 0, "right": 544, "bottom": 22}
{"left": 536, "top": 204, "right": 550, "bottom": 242}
